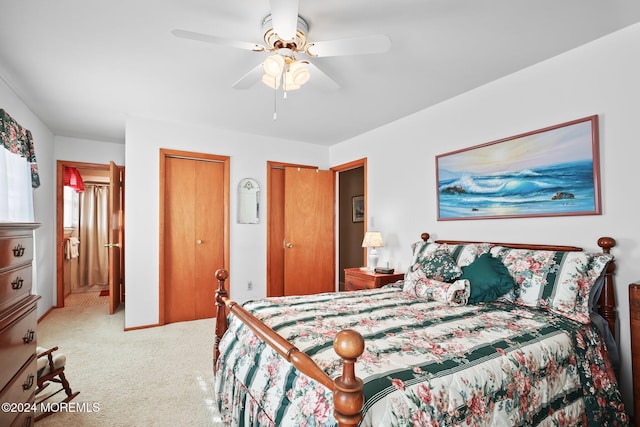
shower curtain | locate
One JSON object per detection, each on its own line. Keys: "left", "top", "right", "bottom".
{"left": 75, "top": 184, "right": 109, "bottom": 292}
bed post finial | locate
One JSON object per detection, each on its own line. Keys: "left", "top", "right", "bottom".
{"left": 214, "top": 269, "right": 229, "bottom": 367}
{"left": 333, "top": 329, "right": 365, "bottom": 427}
{"left": 421, "top": 233, "right": 430, "bottom": 242}
{"left": 597, "top": 237, "right": 617, "bottom": 336}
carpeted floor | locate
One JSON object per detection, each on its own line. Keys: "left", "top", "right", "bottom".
{"left": 35, "top": 303, "right": 224, "bottom": 426}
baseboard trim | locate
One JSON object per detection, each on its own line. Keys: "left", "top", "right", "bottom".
{"left": 37, "top": 306, "right": 56, "bottom": 323}
{"left": 124, "top": 322, "right": 162, "bottom": 332}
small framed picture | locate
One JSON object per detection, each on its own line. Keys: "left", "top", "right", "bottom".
{"left": 352, "top": 196, "right": 364, "bottom": 223}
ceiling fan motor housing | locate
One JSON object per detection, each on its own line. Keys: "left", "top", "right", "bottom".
{"left": 262, "top": 14, "right": 309, "bottom": 52}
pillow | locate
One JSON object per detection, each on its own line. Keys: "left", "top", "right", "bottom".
{"left": 410, "top": 247, "right": 462, "bottom": 283}
{"left": 459, "top": 253, "right": 515, "bottom": 304}
{"left": 588, "top": 272, "right": 607, "bottom": 312}
{"left": 405, "top": 241, "right": 491, "bottom": 286}
{"left": 412, "top": 278, "right": 470, "bottom": 306}
{"left": 408, "top": 241, "right": 489, "bottom": 269}
{"left": 490, "top": 246, "right": 613, "bottom": 324}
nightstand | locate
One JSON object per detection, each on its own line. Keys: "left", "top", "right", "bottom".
{"left": 344, "top": 268, "right": 405, "bottom": 291}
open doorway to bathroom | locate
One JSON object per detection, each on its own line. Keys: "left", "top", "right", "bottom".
{"left": 56, "top": 161, "right": 123, "bottom": 308}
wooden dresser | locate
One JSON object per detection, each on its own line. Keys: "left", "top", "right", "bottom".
{"left": 630, "top": 282, "right": 640, "bottom": 427}
{"left": 0, "top": 223, "right": 40, "bottom": 427}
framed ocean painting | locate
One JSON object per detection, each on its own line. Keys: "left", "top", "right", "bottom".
{"left": 436, "top": 115, "right": 601, "bottom": 221}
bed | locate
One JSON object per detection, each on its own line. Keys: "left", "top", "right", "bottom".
{"left": 213, "top": 233, "right": 628, "bottom": 426}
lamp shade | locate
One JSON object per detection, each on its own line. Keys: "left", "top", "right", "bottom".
{"left": 262, "top": 54, "right": 285, "bottom": 77}
{"left": 362, "top": 231, "right": 383, "bottom": 248}
{"left": 287, "top": 60, "right": 310, "bottom": 86}
{"left": 261, "top": 73, "right": 280, "bottom": 89}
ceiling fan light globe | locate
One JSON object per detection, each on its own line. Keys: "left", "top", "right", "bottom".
{"left": 287, "top": 61, "right": 310, "bottom": 86}
{"left": 263, "top": 54, "right": 285, "bottom": 77}
{"left": 261, "top": 73, "right": 281, "bottom": 89}
{"left": 283, "top": 75, "right": 301, "bottom": 91}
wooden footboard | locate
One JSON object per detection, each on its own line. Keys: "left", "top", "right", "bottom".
{"left": 213, "top": 269, "right": 365, "bottom": 427}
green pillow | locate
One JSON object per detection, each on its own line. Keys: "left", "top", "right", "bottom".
{"left": 460, "top": 253, "right": 515, "bottom": 304}
{"left": 418, "top": 248, "right": 462, "bottom": 282}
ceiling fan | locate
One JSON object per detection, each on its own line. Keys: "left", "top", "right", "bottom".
{"left": 171, "top": 0, "right": 392, "bottom": 91}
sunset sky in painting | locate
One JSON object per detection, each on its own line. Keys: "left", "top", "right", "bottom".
{"left": 437, "top": 118, "right": 595, "bottom": 176}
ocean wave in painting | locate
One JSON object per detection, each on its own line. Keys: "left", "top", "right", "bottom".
{"left": 438, "top": 160, "right": 596, "bottom": 219}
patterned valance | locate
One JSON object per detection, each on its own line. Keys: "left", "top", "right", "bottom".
{"left": 0, "top": 108, "right": 40, "bottom": 188}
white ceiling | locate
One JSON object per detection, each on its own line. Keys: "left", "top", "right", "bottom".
{"left": 1, "top": 1, "right": 640, "bottom": 146}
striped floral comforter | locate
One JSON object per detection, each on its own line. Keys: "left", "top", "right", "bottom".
{"left": 214, "top": 286, "right": 628, "bottom": 426}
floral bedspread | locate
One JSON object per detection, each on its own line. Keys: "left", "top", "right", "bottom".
{"left": 214, "top": 286, "right": 628, "bottom": 426}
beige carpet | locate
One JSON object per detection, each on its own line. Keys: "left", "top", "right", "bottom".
{"left": 35, "top": 303, "right": 224, "bottom": 426}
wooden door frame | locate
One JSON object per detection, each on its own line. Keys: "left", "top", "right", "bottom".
{"left": 331, "top": 158, "right": 368, "bottom": 266}
{"left": 55, "top": 160, "right": 114, "bottom": 308}
{"left": 158, "top": 149, "right": 230, "bottom": 326}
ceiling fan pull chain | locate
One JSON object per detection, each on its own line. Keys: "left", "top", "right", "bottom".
{"left": 273, "top": 86, "right": 278, "bottom": 120}
{"left": 283, "top": 68, "right": 288, "bottom": 100}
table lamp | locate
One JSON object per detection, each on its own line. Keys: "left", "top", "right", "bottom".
{"left": 362, "top": 231, "right": 384, "bottom": 271}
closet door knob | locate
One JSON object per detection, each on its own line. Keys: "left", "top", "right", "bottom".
{"left": 196, "top": 240, "right": 203, "bottom": 245}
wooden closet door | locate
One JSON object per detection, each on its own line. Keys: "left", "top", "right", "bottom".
{"left": 164, "top": 156, "right": 225, "bottom": 323}
{"left": 193, "top": 159, "right": 224, "bottom": 319}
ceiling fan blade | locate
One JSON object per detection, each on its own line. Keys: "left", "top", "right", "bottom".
{"left": 269, "top": 0, "right": 299, "bottom": 41}
{"left": 232, "top": 64, "right": 264, "bottom": 89}
{"left": 306, "top": 34, "right": 392, "bottom": 58}
{"left": 306, "top": 62, "right": 340, "bottom": 91}
{"left": 171, "top": 29, "right": 265, "bottom": 52}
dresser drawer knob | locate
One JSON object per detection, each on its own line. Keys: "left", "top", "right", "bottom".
{"left": 11, "top": 276, "right": 24, "bottom": 289}
{"left": 12, "top": 244, "right": 26, "bottom": 257}
{"left": 22, "top": 374, "right": 35, "bottom": 391}
{"left": 22, "top": 329, "right": 35, "bottom": 344}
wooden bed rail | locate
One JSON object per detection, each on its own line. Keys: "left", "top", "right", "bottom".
{"left": 213, "top": 269, "right": 365, "bottom": 427}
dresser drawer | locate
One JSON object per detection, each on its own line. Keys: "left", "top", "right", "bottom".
{"left": 0, "top": 302, "right": 37, "bottom": 392}
{"left": 0, "top": 355, "right": 37, "bottom": 427}
{"left": 10, "top": 409, "right": 35, "bottom": 427}
{"left": 0, "top": 265, "right": 32, "bottom": 313}
{"left": 0, "top": 236, "right": 33, "bottom": 271}
{"left": 345, "top": 275, "right": 374, "bottom": 291}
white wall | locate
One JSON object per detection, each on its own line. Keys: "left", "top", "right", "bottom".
{"left": 331, "top": 22, "right": 640, "bottom": 411}
{"left": 0, "top": 76, "right": 55, "bottom": 316}
{"left": 124, "top": 117, "right": 329, "bottom": 329}
{"left": 54, "top": 136, "right": 125, "bottom": 165}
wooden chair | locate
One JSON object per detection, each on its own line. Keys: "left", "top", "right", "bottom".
{"left": 34, "top": 346, "right": 79, "bottom": 421}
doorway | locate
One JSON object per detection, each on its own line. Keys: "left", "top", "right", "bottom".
{"left": 333, "top": 159, "right": 367, "bottom": 290}
{"left": 55, "top": 160, "right": 125, "bottom": 311}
